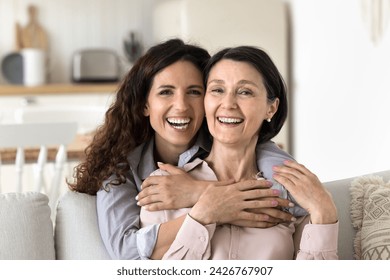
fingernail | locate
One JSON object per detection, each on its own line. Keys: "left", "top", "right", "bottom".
{"left": 271, "top": 200, "right": 278, "bottom": 206}
{"left": 136, "top": 201, "right": 140, "bottom": 206}
{"left": 288, "top": 202, "right": 295, "bottom": 207}
{"left": 157, "top": 161, "right": 163, "bottom": 166}
{"left": 272, "top": 189, "right": 280, "bottom": 195}
{"left": 135, "top": 195, "right": 139, "bottom": 201}
{"left": 266, "top": 180, "right": 273, "bottom": 187}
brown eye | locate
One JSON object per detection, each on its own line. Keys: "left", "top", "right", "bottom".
{"left": 188, "top": 89, "right": 202, "bottom": 96}
{"left": 159, "top": 90, "right": 172, "bottom": 95}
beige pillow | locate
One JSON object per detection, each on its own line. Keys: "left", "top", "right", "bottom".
{"left": 350, "top": 175, "right": 390, "bottom": 260}
{"left": 0, "top": 192, "right": 55, "bottom": 259}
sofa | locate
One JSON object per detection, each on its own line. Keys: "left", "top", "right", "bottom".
{"left": 1, "top": 169, "right": 389, "bottom": 260}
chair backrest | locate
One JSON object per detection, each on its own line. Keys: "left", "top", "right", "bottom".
{"left": 0, "top": 122, "right": 78, "bottom": 211}
{"left": 14, "top": 105, "right": 106, "bottom": 134}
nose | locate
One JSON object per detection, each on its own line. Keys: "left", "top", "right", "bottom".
{"left": 173, "top": 92, "right": 189, "bottom": 111}
{"left": 221, "top": 93, "right": 238, "bottom": 109}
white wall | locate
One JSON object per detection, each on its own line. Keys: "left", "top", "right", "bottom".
{"left": 289, "top": 0, "right": 390, "bottom": 181}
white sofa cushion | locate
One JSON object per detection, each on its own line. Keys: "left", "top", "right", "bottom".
{"left": 0, "top": 192, "right": 55, "bottom": 259}
{"left": 54, "top": 190, "right": 110, "bottom": 259}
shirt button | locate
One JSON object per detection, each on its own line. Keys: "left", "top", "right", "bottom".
{"left": 199, "top": 236, "right": 206, "bottom": 242}
{"left": 231, "top": 253, "right": 237, "bottom": 259}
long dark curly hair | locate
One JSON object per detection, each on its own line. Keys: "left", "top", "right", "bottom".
{"left": 69, "top": 39, "right": 210, "bottom": 195}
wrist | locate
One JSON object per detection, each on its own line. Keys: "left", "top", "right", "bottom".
{"left": 191, "top": 181, "right": 209, "bottom": 206}
{"left": 189, "top": 205, "right": 214, "bottom": 225}
{"left": 310, "top": 207, "right": 338, "bottom": 224}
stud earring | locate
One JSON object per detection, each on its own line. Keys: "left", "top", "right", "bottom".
{"left": 267, "top": 118, "right": 271, "bottom": 122}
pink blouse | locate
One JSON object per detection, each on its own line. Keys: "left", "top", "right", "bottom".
{"left": 140, "top": 158, "right": 339, "bottom": 260}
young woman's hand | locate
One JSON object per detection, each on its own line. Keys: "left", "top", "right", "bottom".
{"left": 137, "top": 163, "right": 209, "bottom": 210}
{"left": 272, "top": 160, "right": 338, "bottom": 224}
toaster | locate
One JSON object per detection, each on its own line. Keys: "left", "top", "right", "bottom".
{"left": 72, "top": 49, "right": 120, "bottom": 82}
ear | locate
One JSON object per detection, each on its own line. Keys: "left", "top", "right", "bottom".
{"left": 266, "top": 98, "right": 279, "bottom": 120}
{"left": 143, "top": 103, "right": 150, "bottom": 117}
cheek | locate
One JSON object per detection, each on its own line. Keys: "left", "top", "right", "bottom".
{"left": 204, "top": 95, "right": 216, "bottom": 117}
{"left": 192, "top": 99, "right": 205, "bottom": 118}
{"left": 146, "top": 102, "right": 164, "bottom": 122}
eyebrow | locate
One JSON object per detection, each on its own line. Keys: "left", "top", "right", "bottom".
{"left": 207, "top": 79, "right": 224, "bottom": 86}
{"left": 207, "top": 79, "right": 259, "bottom": 88}
{"left": 157, "top": 84, "right": 204, "bottom": 89}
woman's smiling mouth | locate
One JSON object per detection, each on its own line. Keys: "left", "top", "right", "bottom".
{"left": 217, "top": 117, "right": 244, "bottom": 124}
{"left": 166, "top": 117, "right": 191, "bottom": 130}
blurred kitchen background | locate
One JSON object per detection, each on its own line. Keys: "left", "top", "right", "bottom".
{"left": 1, "top": 0, "right": 390, "bottom": 184}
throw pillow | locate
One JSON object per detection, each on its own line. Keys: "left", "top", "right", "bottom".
{"left": 55, "top": 190, "right": 110, "bottom": 259}
{"left": 0, "top": 192, "right": 55, "bottom": 259}
{"left": 350, "top": 175, "right": 390, "bottom": 260}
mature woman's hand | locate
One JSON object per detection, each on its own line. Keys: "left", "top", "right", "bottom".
{"left": 272, "top": 160, "right": 338, "bottom": 224}
{"left": 188, "top": 179, "right": 295, "bottom": 226}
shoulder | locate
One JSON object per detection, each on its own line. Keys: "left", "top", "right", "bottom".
{"left": 255, "top": 141, "right": 293, "bottom": 181}
{"left": 127, "top": 141, "right": 149, "bottom": 166}
{"left": 256, "top": 141, "right": 293, "bottom": 161}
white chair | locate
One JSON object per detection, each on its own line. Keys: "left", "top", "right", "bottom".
{"left": 0, "top": 122, "right": 77, "bottom": 212}
{"left": 14, "top": 105, "right": 106, "bottom": 134}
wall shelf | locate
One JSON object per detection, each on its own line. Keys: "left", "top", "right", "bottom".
{"left": 0, "top": 83, "right": 119, "bottom": 96}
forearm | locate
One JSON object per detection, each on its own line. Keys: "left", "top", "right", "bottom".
{"left": 150, "top": 215, "right": 186, "bottom": 259}
{"left": 97, "top": 184, "right": 145, "bottom": 259}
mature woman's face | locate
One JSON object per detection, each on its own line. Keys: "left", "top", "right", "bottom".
{"left": 144, "top": 60, "right": 205, "bottom": 152}
{"left": 205, "top": 59, "right": 278, "bottom": 146}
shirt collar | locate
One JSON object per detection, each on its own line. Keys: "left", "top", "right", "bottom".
{"left": 178, "top": 128, "right": 211, "bottom": 167}
{"left": 130, "top": 128, "right": 211, "bottom": 180}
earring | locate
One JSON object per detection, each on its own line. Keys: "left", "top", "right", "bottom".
{"left": 267, "top": 118, "right": 271, "bottom": 122}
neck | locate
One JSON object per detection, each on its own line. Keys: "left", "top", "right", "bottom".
{"left": 154, "top": 140, "right": 190, "bottom": 166}
{"left": 205, "top": 138, "right": 258, "bottom": 182}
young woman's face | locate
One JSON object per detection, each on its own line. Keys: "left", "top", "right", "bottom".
{"left": 205, "top": 59, "right": 278, "bottom": 146}
{"left": 144, "top": 60, "right": 205, "bottom": 152}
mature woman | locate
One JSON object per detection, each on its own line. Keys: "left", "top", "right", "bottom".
{"left": 141, "top": 46, "right": 339, "bottom": 259}
{"left": 70, "top": 39, "right": 302, "bottom": 260}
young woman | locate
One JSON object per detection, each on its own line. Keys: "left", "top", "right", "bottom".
{"left": 141, "top": 46, "right": 338, "bottom": 259}
{"left": 70, "top": 39, "right": 302, "bottom": 260}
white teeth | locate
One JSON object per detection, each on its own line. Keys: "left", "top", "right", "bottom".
{"left": 171, "top": 124, "right": 189, "bottom": 130}
{"left": 167, "top": 118, "right": 191, "bottom": 130}
{"left": 167, "top": 118, "right": 191, "bottom": 124}
{"left": 218, "top": 117, "right": 243, "bottom": 124}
